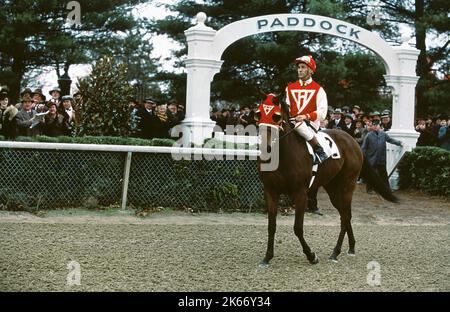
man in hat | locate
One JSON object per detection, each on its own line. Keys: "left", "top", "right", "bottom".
{"left": 327, "top": 108, "right": 346, "bottom": 130}
{"left": 285, "top": 54, "right": 329, "bottom": 164}
{"left": 166, "top": 99, "right": 182, "bottom": 128}
{"left": 61, "top": 95, "right": 77, "bottom": 135}
{"left": 352, "top": 105, "right": 362, "bottom": 119}
{"left": 137, "top": 97, "right": 158, "bottom": 139}
{"left": 380, "top": 109, "right": 392, "bottom": 131}
{"left": 15, "top": 88, "right": 33, "bottom": 110}
{"left": 16, "top": 94, "right": 41, "bottom": 136}
{"left": 342, "top": 114, "right": 355, "bottom": 138}
{"left": 361, "top": 119, "right": 404, "bottom": 193}
{"left": 32, "top": 88, "right": 48, "bottom": 114}
{"left": 369, "top": 111, "right": 381, "bottom": 122}
{"left": 32, "top": 89, "right": 46, "bottom": 104}
{"left": 48, "top": 86, "right": 62, "bottom": 110}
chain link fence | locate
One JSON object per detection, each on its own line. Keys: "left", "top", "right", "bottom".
{"left": 0, "top": 145, "right": 265, "bottom": 212}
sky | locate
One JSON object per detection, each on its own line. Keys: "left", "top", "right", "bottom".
{"left": 28, "top": 0, "right": 444, "bottom": 97}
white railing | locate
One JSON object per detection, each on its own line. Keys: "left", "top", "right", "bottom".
{"left": 0, "top": 141, "right": 260, "bottom": 209}
{"left": 386, "top": 143, "right": 406, "bottom": 190}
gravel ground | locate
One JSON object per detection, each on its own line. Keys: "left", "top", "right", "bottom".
{"left": 0, "top": 187, "right": 449, "bottom": 292}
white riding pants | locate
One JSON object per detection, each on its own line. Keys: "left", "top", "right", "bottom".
{"left": 294, "top": 121, "right": 315, "bottom": 141}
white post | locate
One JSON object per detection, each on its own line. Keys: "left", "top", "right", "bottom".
{"left": 121, "top": 151, "right": 133, "bottom": 210}
{"left": 182, "top": 12, "right": 223, "bottom": 146}
{"left": 384, "top": 40, "right": 420, "bottom": 189}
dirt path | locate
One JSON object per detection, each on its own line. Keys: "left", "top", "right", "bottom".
{"left": 0, "top": 187, "right": 449, "bottom": 292}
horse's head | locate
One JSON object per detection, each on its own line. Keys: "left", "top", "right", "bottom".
{"left": 255, "top": 92, "right": 291, "bottom": 170}
{"left": 254, "top": 92, "right": 291, "bottom": 144}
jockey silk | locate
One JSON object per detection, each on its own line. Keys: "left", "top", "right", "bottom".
{"left": 285, "top": 78, "right": 328, "bottom": 129}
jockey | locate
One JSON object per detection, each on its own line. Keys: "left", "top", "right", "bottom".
{"left": 286, "top": 55, "right": 329, "bottom": 164}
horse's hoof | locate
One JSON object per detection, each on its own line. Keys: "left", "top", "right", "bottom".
{"left": 329, "top": 255, "right": 338, "bottom": 263}
{"left": 259, "top": 261, "right": 269, "bottom": 268}
{"left": 347, "top": 251, "right": 356, "bottom": 257}
{"left": 308, "top": 253, "right": 319, "bottom": 264}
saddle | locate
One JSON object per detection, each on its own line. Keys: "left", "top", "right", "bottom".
{"left": 305, "top": 131, "right": 341, "bottom": 189}
{"left": 306, "top": 131, "right": 341, "bottom": 162}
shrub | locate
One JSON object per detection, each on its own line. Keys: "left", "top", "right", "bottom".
{"left": 398, "top": 146, "right": 450, "bottom": 197}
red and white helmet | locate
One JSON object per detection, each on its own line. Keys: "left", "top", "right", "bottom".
{"left": 294, "top": 55, "right": 317, "bottom": 72}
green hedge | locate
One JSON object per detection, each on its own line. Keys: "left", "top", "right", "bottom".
{"left": 398, "top": 146, "right": 450, "bottom": 197}
{"left": 0, "top": 135, "right": 176, "bottom": 146}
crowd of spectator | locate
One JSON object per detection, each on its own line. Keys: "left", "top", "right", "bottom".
{"left": 0, "top": 85, "right": 186, "bottom": 140}
{"left": 415, "top": 115, "right": 450, "bottom": 150}
{"left": 130, "top": 97, "right": 185, "bottom": 139}
{"left": 0, "top": 86, "right": 80, "bottom": 139}
{"left": 1, "top": 85, "right": 449, "bottom": 151}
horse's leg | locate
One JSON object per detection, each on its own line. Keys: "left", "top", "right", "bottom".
{"left": 346, "top": 216, "right": 356, "bottom": 256}
{"left": 325, "top": 182, "right": 355, "bottom": 261}
{"left": 260, "top": 190, "right": 279, "bottom": 267}
{"left": 293, "top": 191, "right": 318, "bottom": 264}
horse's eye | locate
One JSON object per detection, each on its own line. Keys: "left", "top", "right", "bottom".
{"left": 254, "top": 110, "right": 261, "bottom": 121}
{"left": 272, "top": 112, "right": 282, "bottom": 123}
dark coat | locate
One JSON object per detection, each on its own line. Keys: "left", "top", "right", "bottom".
{"left": 16, "top": 109, "right": 41, "bottom": 136}
{"left": 137, "top": 107, "right": 157, "bottom": 139}
{"left": 152, "top": 114, "right": 171, "bottom": 139}
{"left": 342, "top": 122, "right": 356, "bottom": 138}
{"left": 42, "top": 113, "right": 69, "bottom": 137}
{"left": 354, "top": 127, "right": 368, "bottom": 145}
{"left": 327, "top": 118, "right": 346, "bottom": 130}
{"left": 416, "top": 128, "right": 437, "bottom": 146}
{"left": 1, "top": 105, "right": 18, "bottom": 139}
{"left": 361, "top": 130, "right": 402, "bottom": 166}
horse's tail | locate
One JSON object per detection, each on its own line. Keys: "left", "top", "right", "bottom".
{"left": 360, "top": 157, "right": 399, "bottom": 203}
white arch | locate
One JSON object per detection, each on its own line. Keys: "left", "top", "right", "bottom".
{"left": 212, "top": 14, "right": 399, "bottom": 75}
{"left": 182, "top": 12, "right": 419, "bottom": 181}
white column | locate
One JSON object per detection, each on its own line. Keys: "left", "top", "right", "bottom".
{"left": 181, "top": 13, "right": 223, "bottom": 146}
{"left": 384, "top": 41, "right": 420, "bottom": 189}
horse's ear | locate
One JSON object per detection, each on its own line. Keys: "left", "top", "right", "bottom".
{"left": 258, "top": 88, "right": 267, "bottom": 98}
{"left": 272, "top": 96, "right": 280, "bottom": 105}
{"left": 272, "top": 91, "right": 285, "bottom": 105}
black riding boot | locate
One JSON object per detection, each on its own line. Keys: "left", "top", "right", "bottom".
{"left": 308, "top": 136, "right": 329, "bottom": 165}
{"left": 313, "top": 143, "right": 329, "bottom": 164}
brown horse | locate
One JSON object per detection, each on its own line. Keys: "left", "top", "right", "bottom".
{"left": 256, "top": 93, "right": 398, "bottom": 266}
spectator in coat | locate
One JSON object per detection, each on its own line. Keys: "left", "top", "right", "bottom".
{"left": 381, "top": 110, "right": 392, "bottom": 131}
{"left": 351, "top": 105, "right": 362, "bottom": 120}
{"left": 238, "top": 105, "right": 253, "bottom": 127}
{"left": 327, "top": 108, "right": 346, "bottom": 130}
{"left": 15, "top": 88, "right": 33, "bottom": 110}
{"left": 361, "top": 119, "right": 404, "bottom": 193}
{"left": 153, "top": 102, "right": 171, "bottom": 139}
{"left": 48, "top": 87, "right": 62, "bottom": 111}
{"left": 16, "top": 94, "right": 42, "bottom": 136}
{"left": 342, "top": 114, "right": 355, "bottom": 137}
{"left": 415, "top": 118, "right": 437, "bottom": 147}
{"left": 354, "top": 119, "right": 368, "bottom": 146}
{"left": 0, "top": 88, "right": 18, "bottom": 140}
{"left": 42, "top": 102, "right": 69, "bottom": 137}
{"left": 137, "top": 98, "right": 157, "bottom": 139}
{"left": 167, "top": 99, "right": 181, "bottom": 128}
